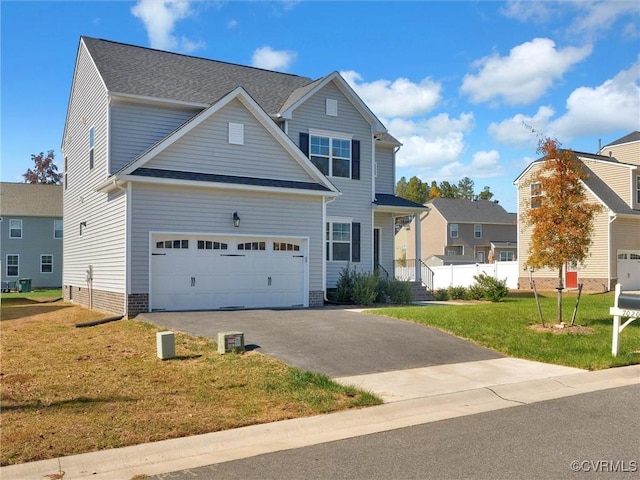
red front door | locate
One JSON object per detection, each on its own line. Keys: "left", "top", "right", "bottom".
{"left": 565, "top": 261, "right": 578, "bottom": 288}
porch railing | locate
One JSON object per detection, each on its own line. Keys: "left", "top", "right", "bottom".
{"left": 394, "top": 259, "right": 434, "bottom": 292}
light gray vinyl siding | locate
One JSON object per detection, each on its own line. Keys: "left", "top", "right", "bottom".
{"left": 147, "top": 99, "right": 314, "bottom": 183}
{"left": 374, "top": 212, "right": 395, "bottom": 277}
{"left": 286, "top": 81, "right": 375, "bottom": 286}
{"left": 129, "top": 183, "right": 324, "bottom": 294}
{"left": 375, "top": 143, "right": 395, "bottom": 195}
{"left": 63, "top": 41, "right": 127, "bottom": 294}
{"left": 110, "top": 102, "right": 199, "bottom": 173}
{"left": 0, "top": 216, "right": 63, "bottom": 287}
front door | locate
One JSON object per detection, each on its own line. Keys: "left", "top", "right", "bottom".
{"left": 565, "top": 260, "right": 578, "bottom": 289}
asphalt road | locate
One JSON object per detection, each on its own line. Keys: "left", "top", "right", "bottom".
{"left": 149, "top": 384, "right": 640, "bottom": 480}
{"left": 138, "top": 307, "right": 502, "bottom": 377}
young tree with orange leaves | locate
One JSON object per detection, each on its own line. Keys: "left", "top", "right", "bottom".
{"left": 523, "top": 138, "right": 601, "bottom": 324}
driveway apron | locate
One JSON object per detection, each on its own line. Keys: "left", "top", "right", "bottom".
{"left": 137, "top": 307, "right": 502, "bottom": 377}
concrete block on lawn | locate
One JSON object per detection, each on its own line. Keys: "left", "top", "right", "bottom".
{"left": 157, "top": 331, "right": 175, "bottom": 360}
{"left": 217, "top": 331, "right": 245, "bottom": 354}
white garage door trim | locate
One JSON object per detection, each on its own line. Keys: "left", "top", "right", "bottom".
{"left": 149, "top": 231, "right": 309, "bottom": 311}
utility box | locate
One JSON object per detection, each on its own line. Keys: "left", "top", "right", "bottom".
{"left": 19, "top": 278, "right": 32, "bottom": 293}
{"left": 217, "top": 331, "right": 245, "bottom": 354}
{"left": 157, "top": 331, "right": 175, "bottom": 360}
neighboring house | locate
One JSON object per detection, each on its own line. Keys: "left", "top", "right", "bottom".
{"left": 62, "top": 37, "right": 426, "bottom": 316}
{"left": 0, "top": 182, "right": 63, "bottom": 289}
{"left": 514, "top": 131, "right": 640, "bottom": 292}
{"left": 402, "top": 198, "right": 517, "bottom": 265}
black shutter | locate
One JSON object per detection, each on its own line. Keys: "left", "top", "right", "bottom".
{"left": 351, "top": 139, "right": 360, "bottom": 180}
{"left": 351, "top": 222, "right": 361, "bottom": 262}
{"left": 299, "top": 132, "right": 309, "bottom": 156}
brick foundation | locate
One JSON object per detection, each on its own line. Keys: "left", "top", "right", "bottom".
{"left": 127, "top": 293, "right": 149, "bottom": 318}
{"left": 309, "top": 290, "right": 324, "bottom": 307}
{"left": 517, "top": 277, "right": 612, "bottom": 293}
{"left": 64, "top": 285, "right": 125, "bottom": 315}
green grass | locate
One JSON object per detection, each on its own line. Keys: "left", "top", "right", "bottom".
{"left": 373, "top": 291, "right": 640, "bottom": 370}
{"left": 1, "top": 288, "right": 62, "bottom": 301}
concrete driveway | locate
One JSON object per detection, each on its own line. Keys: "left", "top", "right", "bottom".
{"left": 138, "top": 306, "right": 502, "bottom": 377}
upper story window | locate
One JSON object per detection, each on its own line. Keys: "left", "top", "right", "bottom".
{"left": 474, "top": 224, "right": 482, "bottom": 238}
{"left": 449, "top": 223, "right": 458, "bottom": 238}
{"left": 530, "top": 182, "right": 542, "bottom": 208}
{"left": 54, "top": 220, "right": 63, "bottom": 239}
{"left": 89, "top": 126, "right": 95, "bottom": 169}
{"left": 9, "top": 219, "right": 22, "bottom": 239}
{"left": 310, "top": 135, "right": 351, "bottom": 178}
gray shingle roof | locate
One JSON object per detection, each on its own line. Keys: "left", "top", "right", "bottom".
{"left": 602, "top": 131, "right": 640, "bottom": 148}
{"left": 427, "top": 198, "right": 515, "bottom": 224}
{"left": 82, "top": 37, "right": 314, "bottom": 115}
{"left": 374, "top": 193, "right": 426, "bottom": 209}
{"left": 582, "top": 165, "right": 640, "bottom": 216}
{"left": 132, "top": 168, "right": 332, "bottom": 192}
{"left": 0, "top": 183, "right": 62, "bottom": 217}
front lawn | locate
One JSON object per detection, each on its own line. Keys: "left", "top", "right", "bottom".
{"left": 0, "top": 299, "right": 380, "bottom": 466}
{"left": 376, "top": 291, "right": 640, "bottom": 370}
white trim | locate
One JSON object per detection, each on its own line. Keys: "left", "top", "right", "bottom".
{"left": 308, "top": 128, "right": 353, "bottom": 140}
{"left": 6, "top": 254, "right": 19, "bottom": 277}
{"left": 9, "top": 219, "right": 22, "bottom": 239}
{"left": 40, "top": 254, "right": 54, "bottom": 274}
{"left": 228, "top": 122, "right": 244, "bottom": 145}
{"left": 54, "top": 219, "right": 63, "bottom": 239}
{"left": 326, "top": 98, "right": 338, "bottom": 116}
{"left": 109, "top": 92, "right": 208, "bottom": 109}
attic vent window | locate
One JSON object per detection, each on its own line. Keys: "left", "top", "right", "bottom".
{"left": 228, "top": 123, "right": 244, "bottom": 145}
{"left": 326, "top": 98, "right": 338, "bottom": 117}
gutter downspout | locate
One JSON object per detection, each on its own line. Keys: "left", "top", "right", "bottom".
{"left": 608, "top": 211, "right": 617, "bottom": 291}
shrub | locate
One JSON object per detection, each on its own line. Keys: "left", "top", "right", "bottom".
{"left": 472, "top": 274, "right": 509, "bottom": 302}
{"left": 447, "top": 285, "right": 467, "bottom": 300}
{"left": 466, "top": 283, "right": 485, "bottom": 300}
{"left": 377, "top": 278, "right": 412, "bottom": 304}
{"left": 435, "top": 288, "right": 449, "bottom": 301}
{"left": 335, "top": 265, "right": 357, "bottom": 302}
{"left": 352, "top": 272, "right": 379, "bottom": 306}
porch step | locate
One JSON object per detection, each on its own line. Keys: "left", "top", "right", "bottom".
{"left": 408, "top": 281, "right": 435, "bottom": 302}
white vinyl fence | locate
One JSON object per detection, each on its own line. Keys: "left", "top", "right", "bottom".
{"left": 430, "top": 261, "right": 519, "bottom": 290}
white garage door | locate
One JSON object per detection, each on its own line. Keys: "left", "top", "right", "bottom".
{"left": 151, "top": 234, "right": 307, "bottom": 311}
{"left": 617, "top": 250, "right": 640, "bottom": 290}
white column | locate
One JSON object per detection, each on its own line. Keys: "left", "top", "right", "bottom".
{"left": 414, "top": 214, "right": 421, "bottom": 283}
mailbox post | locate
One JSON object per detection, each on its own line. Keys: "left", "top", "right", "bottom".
{"left": 610, "top": 284, "right": 640, "bottom": 356}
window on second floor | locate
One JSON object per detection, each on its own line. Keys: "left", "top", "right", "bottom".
{"left": 311, "top": 135, "right": 351, "bottom": 178}
{"left": 530, "top": 182, "right": 542, "bottom": 208}
{"left": 449, "top": 223, "right": 458, "bottom": 238}
{"left": 54, "top": 220, "right": 63, "bottom": 239}
{"left": 474, "top": 224, "right": 482, "bottom": 238}
{"left": 9, "top": 219, "right": 22, "bottom": 238}
{"left": 89, "top": 126, "right": 95, "bottom": 169}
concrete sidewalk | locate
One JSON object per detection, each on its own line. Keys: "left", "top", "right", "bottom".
{"left": 3, "top": 363, "right": 638, "bottom": 480}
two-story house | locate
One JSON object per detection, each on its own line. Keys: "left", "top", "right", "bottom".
{"left": 401, "top": 198, "right": 517, "bottom": 266}
{"left": 1, "top": 182, "right": 63, "bottom": 289}
{"left": 62, "top": 37, "right": 426, "bottom": 316}
{"left": 514, "top": 131, "right": 640, "bottom": 292}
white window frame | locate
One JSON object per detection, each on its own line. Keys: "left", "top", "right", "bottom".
{"left": 636, "top": 175, "right": 640, "bottom": 204}
{"left": 54, "top": 220, "right": 63, "bottom": 239}
{"left": 531, "top": 182, "right": 542, "bottom": 208}
{"left": 474, "top": 224, "right": 482, "bottom": 238}
{"left": 326, "top": 220, "right": 352, "bottom": 262}
{"left": 500, "top": 251, "right": 514, "bottom": 262}
{"left": 449, "top": 223, "right": 458, "bottom": 238}
{"left": 6, "top": 254, "right": 19, "bottom": 277}
{"left": 9, "top": 219, "right": 22, "bottom": 239}
{"left": 41, "top": 254, "right": 53, "bottom": 274}
{"left": 309, "top": 130, "right": 352, "bottom": 178}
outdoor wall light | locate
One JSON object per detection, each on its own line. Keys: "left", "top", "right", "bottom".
{"left": 233, "top": 211, "right": 241, "bottom": 228}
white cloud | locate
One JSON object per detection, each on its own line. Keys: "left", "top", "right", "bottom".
{"left": 488, "top": 106, "right": 556, "bottom": 146}
{"left": 501, "top": 0, "right": 554, "bottom": 23}
{"left": 461, "top": 38, "right": 592, "bottom": 105}
{"left": 571, "top": 0, "right": 640, "bottom": 36}
{"left": 390, "top": 113, "right": 475, "bottom": 168}
{"left": 251, "top": 46, "right": 297, "bottom": 71}
{"left": 227, "top": 19, "right": 238, "bottom": 29}
{"left": 549, "top": 61, "right": 640, "bottom": 139}
{"left": 341, "top": 71, "right": 441, "bottom": 118}
{"left": 131, "top": 0, "right": 203, "bottom": 52}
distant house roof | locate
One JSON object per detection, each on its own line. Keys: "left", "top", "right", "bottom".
{"left": 0, "top": 183, "right": 62, "bottom": 217}
{"left": 602, "top": 131, "right": 640, "bottom": 148}
{"left": 425, "top": 255, "right": 478, "bottom": 266}
{"left": 427, "top": 198, "right": 515, "bottom": 224}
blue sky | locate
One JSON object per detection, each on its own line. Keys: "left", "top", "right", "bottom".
{"left": 1, "top": 0, "right": 639, "bottom": 212}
